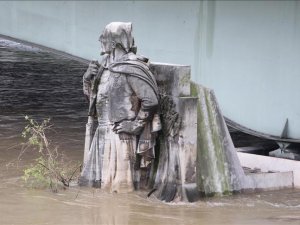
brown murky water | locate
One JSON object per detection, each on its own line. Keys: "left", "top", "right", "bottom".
{"left": 1, "top": 39, "right": 300, "bottom": 225}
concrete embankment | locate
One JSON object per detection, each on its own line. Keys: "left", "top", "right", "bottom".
{"left": 238, "top": 152, "right": 300, "bottom": 188}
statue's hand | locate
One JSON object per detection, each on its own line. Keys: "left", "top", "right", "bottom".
{"left": 83, "top": 60, "right": 99, "bottom": 81}
{"left": 113, "top": 120, "right": 145, "bottom": 135}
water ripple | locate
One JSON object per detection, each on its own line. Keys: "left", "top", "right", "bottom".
{"left": 0, "top": 38, "right": 88, "bottom": 153}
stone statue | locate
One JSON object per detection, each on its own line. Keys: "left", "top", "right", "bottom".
{"left": 79, "top": 22, "right": 161, "bottom": 193}
{"left": 78, "top": 22, "right": 253, "bottom": 202}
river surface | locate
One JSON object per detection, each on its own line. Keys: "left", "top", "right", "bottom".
{"left": 1, "top": 38, "right": 300, "bottom": 225}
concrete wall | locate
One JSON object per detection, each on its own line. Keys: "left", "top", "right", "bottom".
{"left": 0, "top": 1, "right": 300, "bottom": 138}
{"left": 202, "top": 1, "right": 300, "bottom": 139}
{"left": 238, "top": 152, "right": 300, "bottom": 188}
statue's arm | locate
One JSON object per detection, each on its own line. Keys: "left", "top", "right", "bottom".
{"left": 82, "top": 61, "right": 99, "bottom": 98}
{"left": 114, "top": 75, "right": 158, "bottom": 135}
{"left": 128, "top": 75, "right": 158, "bottom": 112}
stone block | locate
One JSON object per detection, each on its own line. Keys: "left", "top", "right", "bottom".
{"left": 150, "top": 62, "right": 191, "bottom": 97}
{"left": 238, "top": 152, "right": 300, "bottom": 188}
{"left": 243, "top": 171, "right": 293, "bottom": 191}
{"left": 191, "top": 82, "right": 245, "bottom": 196}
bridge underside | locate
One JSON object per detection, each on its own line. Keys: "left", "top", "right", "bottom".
{"left": 1, "top": 1, "right": 300, "bottom": 140}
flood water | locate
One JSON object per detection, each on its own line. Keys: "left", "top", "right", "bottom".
{"left": 1, "top": 38, "right": 300, "bottom": 225}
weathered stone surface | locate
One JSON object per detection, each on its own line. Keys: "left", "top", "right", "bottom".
{"left": 178, "top": 97, "right": 198, "bottom": 201}
{"left": 152, "top": 131, "right": 180, "bottom": 201}
{"left": 81, "top": 23, "right": 294, "bottom": 200}
{"left": 80, "top": 22, "right": 160, "bottom": 192}
{"left": 147, "top": 62, "right": 198, "bottom": 202}
{"left": 243, "top": 171, "right": 293, "bottom": 191}
{"left": 238, "top": 152, "right": 300, "bottom": 188}
{"left": 150, "top": 68, "right": 294, "bottom": 200}
{"left": 149, "top": 63, "right": 191, "bottom": 97}
{"left": 191, "top": 82, "right": 245, "bottom": 196}
{"left": 152, "top": 97, "right": 198, "bottom": 202}
{"left": 150, "top": 66, "right": 248, "bottom": 200}
{"left": 83, "top": 116, "right": 94, "bottom": 166}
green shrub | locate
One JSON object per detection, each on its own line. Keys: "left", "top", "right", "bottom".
{"left": 21, "top": 116, "right": 81, "bottom": 192}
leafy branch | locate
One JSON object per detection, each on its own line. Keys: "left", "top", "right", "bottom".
{"left": 21, "top": 116, "right": 81, "bottom": 192}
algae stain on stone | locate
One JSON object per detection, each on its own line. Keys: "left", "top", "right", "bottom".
{"left": 192, "top": 82, "right": 233, "bottom": 196}
{"left": 190, "top": 81, "right": 198, "bottom": 97}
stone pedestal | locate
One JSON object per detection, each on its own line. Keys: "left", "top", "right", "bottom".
{"left": 147, "top": 63, "right": 293, "bottom": 202}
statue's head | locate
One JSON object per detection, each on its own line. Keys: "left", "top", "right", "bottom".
{"left": 99, "top": 22, "right": 136, "bottom": 55}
